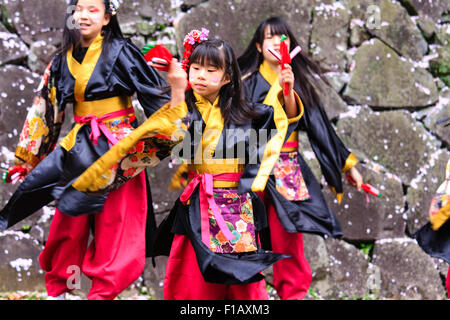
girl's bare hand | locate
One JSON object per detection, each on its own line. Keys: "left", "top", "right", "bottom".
{"left": 168, "top": 58, "right": 187, "bottom": 108}
{"left": 168, "top": 58, "right": 187, "bottom": 93}
{"left": 347, "top": 166, "right": 363, "bottom": 192}
{"left": 279, "top": 64, "right": 294, "bottom": 93}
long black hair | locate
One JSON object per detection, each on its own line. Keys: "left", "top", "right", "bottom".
{"left": 186, "top": 39, "right": 257, "bottom": 125}
{"left": 59, "top": 0, "right": 124, "bottom": 55}
{"left": 238, "top": 16, "right": 326, "bottom": 109}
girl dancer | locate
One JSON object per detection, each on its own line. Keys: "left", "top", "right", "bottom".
{"left": 415, "top": 156, "right": 450, "bottom": 298}
{"left": 69, "top": 30, "right": 303, "bottom": 299}
{"left": 238, "top": 16, "right": 364, "bottom": 300}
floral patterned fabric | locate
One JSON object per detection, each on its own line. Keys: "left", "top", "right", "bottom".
{"left": 209, "top": 189, "right": 257, "bottom": 254}
{"left": 273, "top": 151, "right": 310, "bottom": 201}
{"left": 16, "top": 60, "right": 64, "bottom": 167}
{"left": 101, "top": 116, "right": 190, "bottom": 193}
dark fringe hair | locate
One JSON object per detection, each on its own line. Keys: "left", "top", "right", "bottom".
{"left": 237, "top": 16, "right": 328, "bottom": 109}
{"left": 186, "top": 39, "right": 257, "bottom": 125}
{"left": 59, "top": 0, "right": 124, "bottom": 55}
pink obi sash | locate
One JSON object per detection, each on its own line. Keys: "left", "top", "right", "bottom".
{"left": 282, "top": 140, "right": 299, "bottom": 150}
{"left": 74, "top": 107, "right": 135, "bottom": 146}
{"left": 180, "top": 171, "right": 243, "bottom": 247}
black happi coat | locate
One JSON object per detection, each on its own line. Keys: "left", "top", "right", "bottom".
{"left": 242, "top": 63, "right": 358, "bottom": 238}
{"left": 0, "top": 35, "right": 169, "bottom": 255}
{"left": 414, "top": 221, "right": 450, "bottom": 264}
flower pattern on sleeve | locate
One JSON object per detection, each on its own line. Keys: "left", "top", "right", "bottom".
{"left": 15, "top": 60, "right": 64, "bottom": 167}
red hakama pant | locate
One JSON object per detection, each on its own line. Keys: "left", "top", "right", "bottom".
{"left": 447, "top": 266, "right": 450, "bottom": 298}
{"left": 259, "top": 191, "right": 312, "bottom": 300}
{"left": 164, "top": 234, "right": 269, "bottom": 300}
{"left": 38, "top": 172, "right": 147, "bottom": 300}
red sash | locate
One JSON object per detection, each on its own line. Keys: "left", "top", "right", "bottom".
{"left": 74, "top": 107, "right": 135, "bottom": 145}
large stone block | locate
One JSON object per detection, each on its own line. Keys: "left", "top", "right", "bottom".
{"left": 310, "top": 1, "right": 350, "bottom": 71}
{"left": 323, "top": 161, "right": 405, "bottom": 241}
{"left": 323, "top": 238, "right": 372, "bottom": 298}
{"left": 335, "top": 106, "right": 441, "bottom": 185}
{"left": 2, "top": 0, "right": 67, "bottom": 46}
{"left": 311, "top": 75, "right": 348, "bottom": 120}
{"left": 343, "top": 39, "right": 438, "bottom": 107}
{"left": 0, "top": 65, "right": 40, "bottom": 208}
{"left": 0, "top": 146, "right": 19, "bottom": 211}
{"left": 27, "top": 41, "right": 58, "bottom": 74}
{"left": 23, "top": 205, "right": 55, "bottom": 246}
{"left": 176, "top": 0, "right": 313, "bottom": 57}
{"left": 304, "top": 235, "right": 375, "bottom": 299}
{"left": 118, "top": 0, "right": 174, "bottom": 25}
{"left": 344, "top": 0, "right": 428, "bottom": 61}
{"left": 372, "top": 238, "right": 446, "bottom": 300}
{"left": 0, "top": 31, "right": 29, "bottom": 66}
{"left": 0, "top": 65, "right": 40, "bottom": 145}
{"left": 303, "top": 234, "right": 330, "bottom": 282}
{"left": 0, "top": 231, "right": 45, "bottom": 292}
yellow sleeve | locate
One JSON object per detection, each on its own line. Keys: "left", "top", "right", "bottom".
{"left": 430, "top": 200, "right": 450, "bottom": 231}
{"left": 278, "top": 89, "right": 304, "bottom": 124}
{"left": 342, "top": 153, "right": 359, "bottom": 172}
{"left": 72, "top": 101, "right": 188, "bottom": 193}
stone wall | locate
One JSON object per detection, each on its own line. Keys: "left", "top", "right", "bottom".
{"left": 0, "top": 0, "right": 449, "bottom": 300}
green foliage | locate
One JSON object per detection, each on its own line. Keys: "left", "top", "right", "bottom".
{"left": 442, "top": 11, "right": 450, "bottom": 23}
{"left": 430, "top": 60, "right": 450, "bottom": 77}
{"left": 440, "top": 74, "right": 450, "bottom": 87}
{"left": 307, "top": 287, "right": 322, "bottom": 300}
{"left": 21, "top": 225, "right": 31, "bottom": 233}
{"left": 359, "top": 243, "right": 374, "bottom": 256}
{"left": 0, "top": 4, "right": 16, "bottom": 33}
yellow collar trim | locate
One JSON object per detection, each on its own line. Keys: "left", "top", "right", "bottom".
{"left": 67, "top": 33, "right": 104, "bottom": 102}
{"left": 193, "top": 91, "right": 220, "bottom": 111}
{"left": 192, "top": 91, "right": 224, "bottom": 164}
{"left": 250, "top": 77, "right": 288, "bottom": 191}
{"left": 259, "top": 60, "right": 279, "bottom": 86}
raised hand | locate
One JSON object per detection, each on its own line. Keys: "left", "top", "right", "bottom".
{"left": 168, "top": 58, "right": 188, "bottom": 107}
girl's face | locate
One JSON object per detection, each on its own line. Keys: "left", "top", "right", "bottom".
{"left": 189, "top": 62, "right": 230, "bottom": 103}
{"left": 256, "top": 25, "right": 291, "bottom": 65}
{"left": 74, "top": 0, "right": 110, "bottom": 45}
